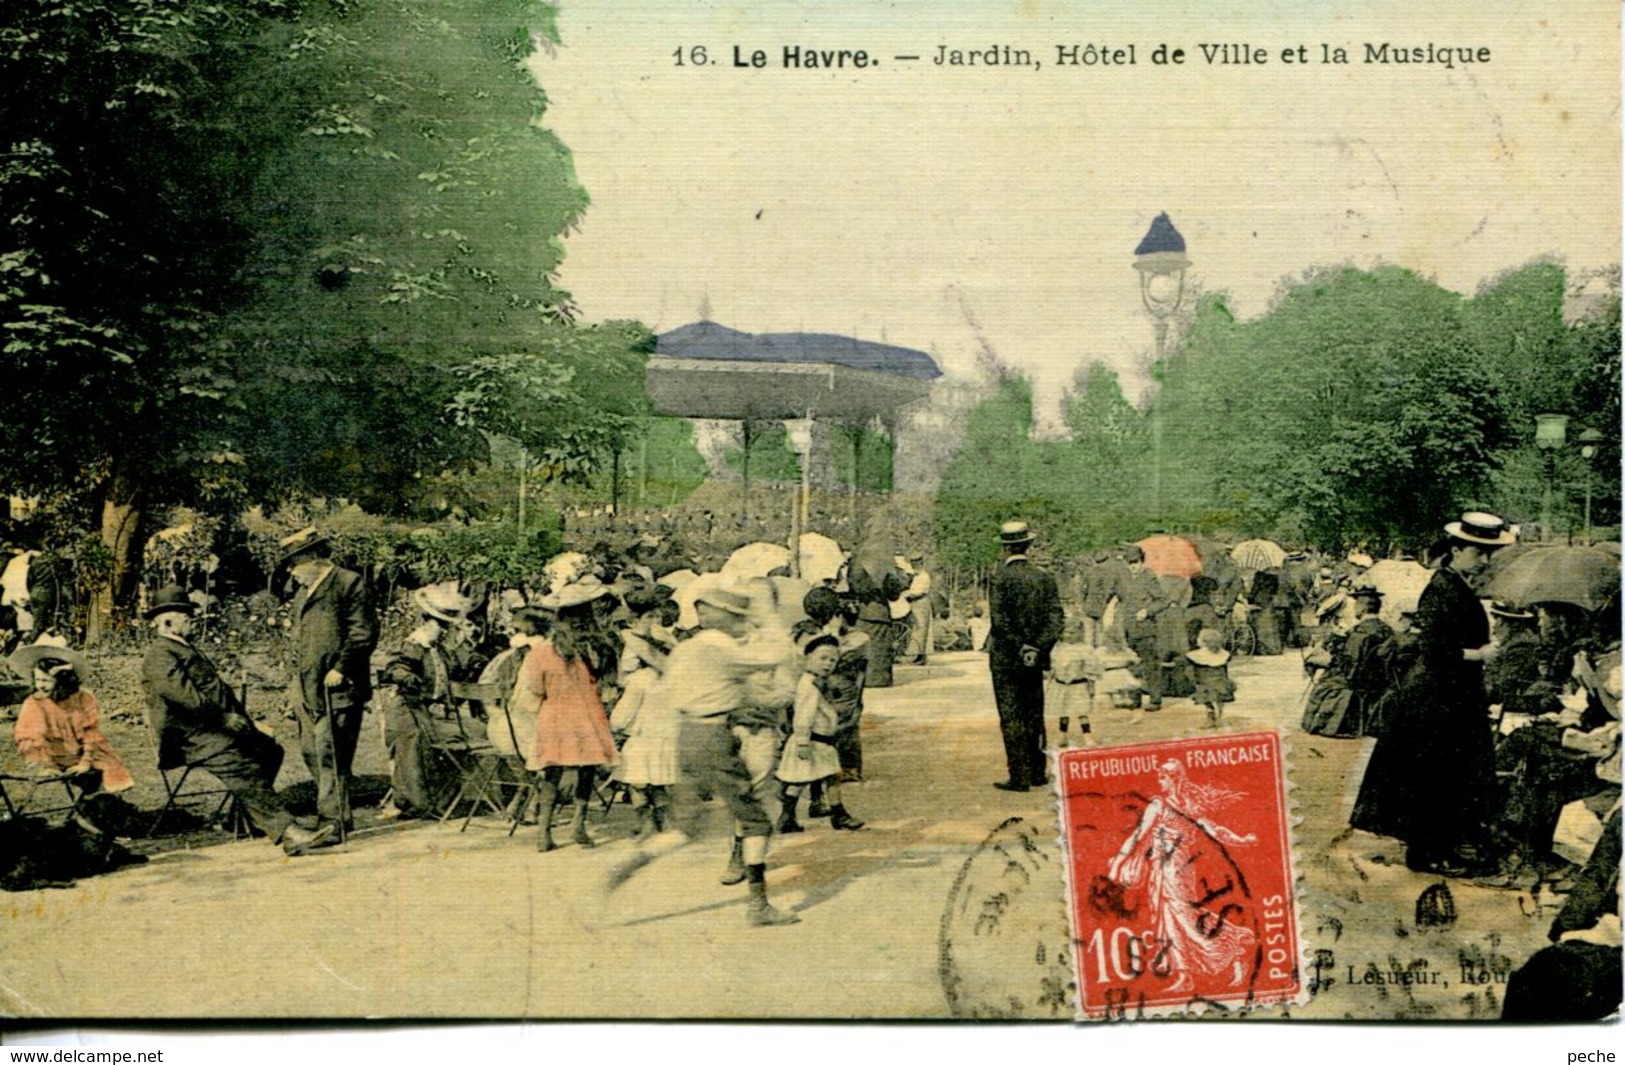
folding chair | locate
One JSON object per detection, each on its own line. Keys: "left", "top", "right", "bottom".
{"left": 393, "top": 686, "right": 510, "bottom": 826}
{"left": 143, "top": 719, "right": 250, "bottom": 840}
{"left": 0, "top": 769, "right": 87, "bottom": 824}
{"left": 594, "top": 766, "right": 632, "bottom": 815}
{"left": 443, "top": 679, "right": 536, "bottom": 833}
{"left": 147, "top": 762, "right": 250, "bottom": 839}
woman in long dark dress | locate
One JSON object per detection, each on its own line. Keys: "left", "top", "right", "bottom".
{"left": 1350, "top": 513, "right": 1515, "bottom": 876}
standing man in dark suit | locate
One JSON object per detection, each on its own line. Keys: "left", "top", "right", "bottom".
{"left": 1120, "top": 544, "right": 1175, "bottom": 710}
{"left": 280, "top": 527, "right": 378, "bottom": 834}
{"left": 988, "top": 521, "right": 1065, "bottom": 793}
{"left": 141, "top": 585, "right": 335, "bottom": 855}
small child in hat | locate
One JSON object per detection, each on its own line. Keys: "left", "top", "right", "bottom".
{"left": 1186, "top": 628, "right": 1236, "bottom": 729}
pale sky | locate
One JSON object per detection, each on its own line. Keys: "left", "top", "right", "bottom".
{"left": 534, "top": 1, "right": 1620, "bottom": 432}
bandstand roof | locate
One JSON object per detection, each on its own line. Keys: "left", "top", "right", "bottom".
{"left": 648, "top": 323, "right": 938, "bottom": 423}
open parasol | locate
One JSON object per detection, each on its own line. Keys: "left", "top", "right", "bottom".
{"left": 1231, "top": 538, "right": 1287, "bottom": 572}
{"left": 721, "top": 541, "right": 792, "bottom": 580}
{"left": 1186, "top": 537, "right": 1236, "bottom": 580}
{"left": 1136, "top": 535, "right": 1203, "bottom": 579}
{"left": 1358, "top": 559, "right": 1433, "bottom": 626}
{"left": 1484, "top": 545, "right": 1620, "bottom": 612}
{"left": 797, "top": 532, "right": 846, "bottom": 585}
{"left": 543, "top": 551, "right": 592, "bottom": 591}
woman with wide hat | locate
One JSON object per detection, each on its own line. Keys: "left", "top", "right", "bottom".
{"left": 1351, "top": 512, "right": 1516, "bottom": 876}
{"left": 376, "top": 581, "right": 479, "bottom": 820}
{"left": 1301, "top": 586, "right": 1394, "bottom": 739}
{"left": 10, "top": 638, "right": 134, "bottom": 813}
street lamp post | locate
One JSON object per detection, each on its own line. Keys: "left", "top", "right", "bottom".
{"left": 1133, "top": 212, "right": 1191, "bottom": 524}
{"left": 1535, "top": 413, "right": 1569, "bottom": 542}
{"left": 1578, "top": 427, "right": 1604, "bottom": 544}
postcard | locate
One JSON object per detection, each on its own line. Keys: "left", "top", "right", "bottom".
{"left": 0, "top": 0, "right": 1616, "bottom": 1032}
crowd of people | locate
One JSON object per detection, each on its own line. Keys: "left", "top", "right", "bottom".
{"left": 6, "top": 522, "right": 907, "bottom": 926}
{"left": 991, "top": 513, "right": 1618, "bottom": 904}
{"left": 2, "top": 506, "right": 1617, "bottom": 970}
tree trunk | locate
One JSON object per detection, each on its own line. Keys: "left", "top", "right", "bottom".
{"left": 87, "top": 468, "right": 144, "bottom": 644}
{"left": 517, "top": 447, "right": 530, "bottom": 537}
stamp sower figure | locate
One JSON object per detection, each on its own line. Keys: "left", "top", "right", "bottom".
{"left": 281, "top": 527, "right": 378, "bottom": 833}
{"left": 1107, "top": 760, "right": 1257, "bottom": 993}
{"left": 988, "top": 521, "right": 1064, "bottom": 793}
{"left": 141, "top": 585, "right": 335, "bottom": 855}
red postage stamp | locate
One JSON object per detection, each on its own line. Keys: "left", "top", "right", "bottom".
{"left": 1057, "top": 732, "right": 1301, "bottom": 1019}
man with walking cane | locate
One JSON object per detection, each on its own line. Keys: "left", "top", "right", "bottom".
{"left": 281, "top": 527, "right": 377, "bottom": 840}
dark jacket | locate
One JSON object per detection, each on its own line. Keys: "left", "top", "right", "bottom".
{"left": 291, "top": 566, "right": 378, "bottom": 714}
{"left": 1119, "top": 567, "right": 1173, "bottom": 640}
{"left": 1082, "top": 558, "right": 1129, "bottom": 620}
{"left": 1351, "top": 566, "right": 1497, "bottom": 853}
{"left": 141, "top": 636, "right": 254, "bottom": 771}
{"left": 1484, "top": 629, "right": 1552, "bottom": 714}
{"left": 988, "top": 557, "right": 1065, "bottom": 671}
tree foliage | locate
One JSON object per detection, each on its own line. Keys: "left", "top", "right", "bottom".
{"left": 932, "top": 263, "right": 1618, "bottom": 566}
{"left": 934, "top": 373, "right": 1149, "bottom": 567}
{"left": 829, "top": 424, "right": 896, "bottom": 492}
{"left": 1152, "top": 267, "right": 1517, "bottom": 548}
{"left": 0, "top": 0, "right": 652, "bottom": 626}
{"left": 0, "top": 0, "right": 293, "bottom": 500}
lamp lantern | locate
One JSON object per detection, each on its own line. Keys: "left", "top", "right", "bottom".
{"left": 1535, "top": 413, "right": 1570, "bottom": 450}
{"left": 1133, "top": 212, "right": 1191, "bottom": 524}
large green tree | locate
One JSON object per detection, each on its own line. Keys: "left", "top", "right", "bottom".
{"left": 1469, "top": 264, "right": 1620, "bottom": 534}
{"left": 1151, "top": 267, "right": 1516, "bottom": 548}
{"left": 931, "top": 263, "right": 1616, "bottom": 563}
{"left": 1, "top": 0, "right": 297, "bottom": 630}
{"left": 933, "top": 363, "right": 1165, "bottom": 569}
{"left": 0, "top": 0, "right": 648, "bottom": 631}
{"left": 226, "top": 0, "right": 625, "bottom": 513}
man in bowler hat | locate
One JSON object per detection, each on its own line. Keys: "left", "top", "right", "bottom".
{"left": 988, "top": 521, "right": 1065, "bottom": 792}
{"left": 141, "top": 586, "right": 335, "bottom": 855}
{"left": 280, "top": 527, "right": 378, "bottom": 832}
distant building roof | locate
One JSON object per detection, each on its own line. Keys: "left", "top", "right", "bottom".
{"left": 655, "top": 321, "right": 942, "bottom": 381}
{"left": 1134, "top": 212, "right": 1186, "bottom": 256}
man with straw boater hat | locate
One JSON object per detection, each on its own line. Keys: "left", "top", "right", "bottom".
{"left": 140, "top": 585, "right": 336, "bottom": 855}
{"left": 987, "top": 521, "right": 1065, "bottom": 793}
{"left": 279, "top": 527, "right": 378, "bottom": 838}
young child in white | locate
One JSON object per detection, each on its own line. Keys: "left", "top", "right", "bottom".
{"left": 777, "top": 634, "right": 864, "bottom": 830}
{"left": 1186, "top": 627, "right": 1236, "bottom": 728}
{"left": 609, "top": 631, "right": 677, "bottom": 837}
